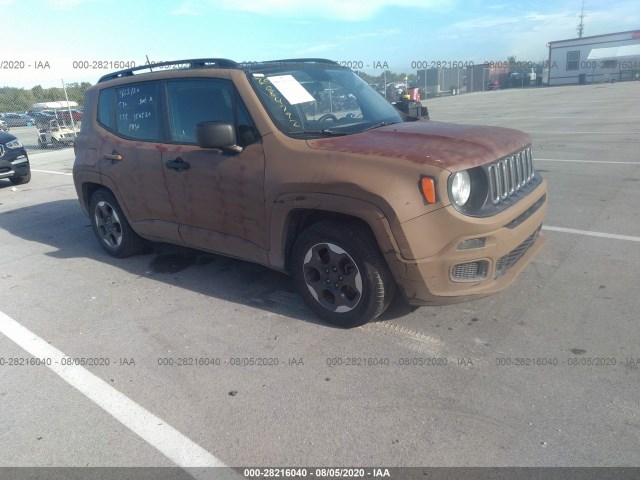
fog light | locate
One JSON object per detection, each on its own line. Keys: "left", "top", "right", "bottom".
{"left": 457, "top": 237, "right": 486, "bottom": 250}
{"left": 451, "top": 260, "right": 489, "bottom": 282}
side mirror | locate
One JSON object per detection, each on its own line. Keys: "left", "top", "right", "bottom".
{"left": 196, "top": 121, "right": 242, "bottom": 153}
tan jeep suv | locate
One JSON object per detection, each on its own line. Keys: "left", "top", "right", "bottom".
{"left": 73, "top": 58, "right": 547, "bottom": 327}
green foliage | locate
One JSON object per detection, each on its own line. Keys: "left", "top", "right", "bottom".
{"left": 0, "top": 82, "right": 92, "bottom": 113}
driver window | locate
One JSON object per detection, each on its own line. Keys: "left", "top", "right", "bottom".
{"left": 166, "top": 79, "right": 235, "bottom": 144}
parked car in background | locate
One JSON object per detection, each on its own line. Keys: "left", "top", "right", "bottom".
{"left": 0, "top": 130, "right": 31, "bottom": 185}
{"left": 29, "top": 111, "right": 57, "bottom": 127}
{"left": 487, "top": 79, "right": 501, "bottom": 90}
{"left": 56, "top": 109, "right": 83, "bottom": 122}
{"left": 0, "top": 119, "right": 8, "bottom": 132}
{"left": 509, "top": 69, "right": 537, "bottom": 87}
{"left": 524, "top": 68, "right": 537, "bottom": 82}
{"left": 2, "top": 113, "right": 36, "bottom": 127}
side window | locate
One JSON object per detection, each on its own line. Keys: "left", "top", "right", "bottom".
{"left": 567, "top": 51, "right": 580, "bottom": 71}
{"left": 115, "top": 82, "right": 160, "bottom": 141}
{"left": 166, "top": 79, "right": 235, "bottom": 144}
{"left": 97, "top": 88, "right": 114, "bottom": 131}
{"left": 235, "top": 93, "right": 259, "bottom": 147}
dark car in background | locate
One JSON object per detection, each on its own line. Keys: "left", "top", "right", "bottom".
{"left": 29, "top": 111, "right": 57, "bottom": 127}
{"left": 0, "top": 131, "right": 31, "bottom": 185}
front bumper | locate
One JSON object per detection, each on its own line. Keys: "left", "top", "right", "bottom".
{"left": 0, "top": 153, "right": 30, "bottom": 179}
{"left": 385, "top": 180, "right": 548, "bottom": 305}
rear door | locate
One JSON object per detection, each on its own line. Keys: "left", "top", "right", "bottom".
{"left": 97, "top": 81, "right": 180, "bottom": 243}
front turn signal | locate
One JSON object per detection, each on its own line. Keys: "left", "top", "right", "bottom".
{"left": 419, "top": 176, "right": 437, "bottom": 204}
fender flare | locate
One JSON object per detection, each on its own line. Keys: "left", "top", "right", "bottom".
{"left": 268, "top": 192, "right": 403, "bottom": 271}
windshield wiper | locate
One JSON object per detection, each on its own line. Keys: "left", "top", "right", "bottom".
{"left": 360, "top": 121, "right": 400, "bottom": 132}
{"left": 289, "top": 129, "right": 348, "bottom": 136}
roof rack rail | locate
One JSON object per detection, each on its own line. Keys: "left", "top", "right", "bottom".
{"left": 98, "top": 58, "right": 239, "bottom": 83}
{"left": 243, "top": 58, "right": 339, "bottom": 67}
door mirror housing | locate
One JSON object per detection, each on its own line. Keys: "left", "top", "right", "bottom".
{"left": 196, "top": 121, "right": 242, "bottom": 153}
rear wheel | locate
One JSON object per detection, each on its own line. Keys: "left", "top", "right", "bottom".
{"left": 89, "top": 189, "right": 147, "bottom": 258}
{"left": 291, "top": 221, "right": 395, "bottom": 328}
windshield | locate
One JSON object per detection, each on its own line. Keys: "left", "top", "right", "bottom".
{"left": 248, "top": 64, "right": 403, "bottom": 137}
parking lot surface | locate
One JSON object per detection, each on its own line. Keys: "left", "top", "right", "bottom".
{"left": 1, "top": 82, "right": 639, "bottom": 469}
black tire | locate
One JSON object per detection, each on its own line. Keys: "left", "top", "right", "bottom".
{"left": 52, "top": 139, "right": 62, "bottom": 149}
{"left": 89, "top": 189, "right": 147, "bottom": 258}
{"left": 9, "top": 171, "right": 31, "bottom": 185}
{"left": 291, "top": 220, "right": 395, "bottom": 328}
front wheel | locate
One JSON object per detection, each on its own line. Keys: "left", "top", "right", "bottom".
{"left": 89, "top": 189, "right": 147, "bottom": 258}
{"left": 291, "top": 221, "right": 395, "bottom": 328}
{"left": 9, "top": 171, "right": 31, "bottom": 185}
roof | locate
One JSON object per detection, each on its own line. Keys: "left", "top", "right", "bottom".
{"left": 97, "top": 58, "right": 340, "bottom": 83}
{"left": 549, "top": 30, "right": 640, "bottom": 45}
{"left": 32, "top": 101, "right": 79, "bottom": 110}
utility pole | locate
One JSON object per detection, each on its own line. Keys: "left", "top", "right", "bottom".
{"left": 577, "top": 0, "right": 586, "bottom": 38}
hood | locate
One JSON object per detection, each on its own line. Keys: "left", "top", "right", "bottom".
{"left": 0, "top": 131, "right": 17, "bottom": 144}
{"left": 306, "top": 120, "right": 531, "bottom": 171}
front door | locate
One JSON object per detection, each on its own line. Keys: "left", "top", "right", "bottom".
{"left": 161, "top": 78, "right": 267, "bottom": 263}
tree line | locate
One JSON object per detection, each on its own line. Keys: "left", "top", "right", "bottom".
{"left": 0, "top": 82, "right": 92, "bottom": 113}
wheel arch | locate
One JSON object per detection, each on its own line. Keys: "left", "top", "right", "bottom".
{"left": 268, "top": 193, "right": 402, "bottom": 273}
{"left": 75, "top": 170, "right": 132, "bottom": 220}
{"left": 81, "top": 182, "right": 104, "bottom": 212}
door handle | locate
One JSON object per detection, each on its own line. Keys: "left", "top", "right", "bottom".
{"left": 104, "top": 152, "right": 122, "bottom": 161}
{"left": 165, "top": 157, "right": 190, "bottom": 172}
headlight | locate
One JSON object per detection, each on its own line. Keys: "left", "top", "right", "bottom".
{"left": 450, "top": 170, "right": 471, "bottom": 206}
{"left": 6, "top": 139, "right": 23, "bottom": 149}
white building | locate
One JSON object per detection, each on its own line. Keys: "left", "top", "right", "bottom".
{"left": 546, "top": 30, "right": 640, "bottom": 86}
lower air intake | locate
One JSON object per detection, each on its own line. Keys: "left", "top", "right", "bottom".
{"left": 451, "top": 260, "right": 489, "bottom": 282}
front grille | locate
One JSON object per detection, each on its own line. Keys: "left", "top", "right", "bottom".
{"left": 451, "top": 260, "right": 489, "bottom": 282}
{"left": 495, "top": 226, "right": 541, "bottom": 278}
{"left": 488, "top": 147, "right": 535, "bottom": 205}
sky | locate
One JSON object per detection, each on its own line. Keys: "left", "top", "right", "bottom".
{"left": 1, "top": 0, "right": 638, "bottom": 87}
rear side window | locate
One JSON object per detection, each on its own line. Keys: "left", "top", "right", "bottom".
{"left": 115, "top": 82, "right": 160, "bottom": 141}
{"left": 97, "top": 88, "right": 114, "bottom": 130}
